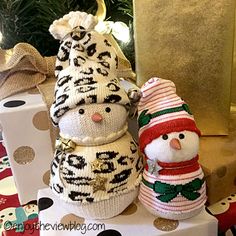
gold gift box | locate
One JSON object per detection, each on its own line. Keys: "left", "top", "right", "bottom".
{"left": 133, "top": 0, "right": 235, "bottom": 135}
{"left": 231, "top": 11, "right": 236, "bottom": 104}
{"left": 199, "top": 106, "right": 236, "bottom": 205}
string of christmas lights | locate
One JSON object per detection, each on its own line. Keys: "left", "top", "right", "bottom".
{"left": 0, "top": 0, "right": 134, "bottom": 68}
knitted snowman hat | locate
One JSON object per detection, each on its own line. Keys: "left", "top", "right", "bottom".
{"left": 138, "top": 77, "right": 201, "bottom": 152}
{"left": 49, "top": 11, "right": 130, "bottom": 126}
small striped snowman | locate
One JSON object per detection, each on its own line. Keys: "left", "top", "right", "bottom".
{"left": 137, "top": 77, "right": 207, "bottom": 220}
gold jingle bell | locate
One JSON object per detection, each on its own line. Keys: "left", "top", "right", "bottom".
{"left": 55, "top": 137, "right": 76, "bottom": 153}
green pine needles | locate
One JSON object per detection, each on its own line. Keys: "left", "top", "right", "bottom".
{"left": 0, "top": 0, "right": 134, "bottom": 67}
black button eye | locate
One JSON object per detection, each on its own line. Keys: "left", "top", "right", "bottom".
{"left": 162, "top": 134, "right": 168, "bottom": 140}
{"left": 78, "top": 109, "right": 84, "bottom": 114}
{"left": 9, "top": 213, "right": 13, "bottom": 216}
{"left": 1, "top": 215, "right": 5, "bottom": 218}
{"left": 179, "top": 133, "right": 185, "bottom": 139}
{"left": 105, "top": 107, "right": 111, "bottom": 113}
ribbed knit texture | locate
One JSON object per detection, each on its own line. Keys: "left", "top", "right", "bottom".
{"left": 60, "top": 188, "right": 139, "bottom": 219}
{"left": 49, "top": 11, "right": 130, "bottom": 126}
{"left": 50, "top": 132, "right": 143, "bottom": 204}
{"left": 58, "top": 103, "right": 129, "bottom": 146}
{"left": 138, "top": 77, "right": 200, "bottom": 151}
{"left": 137, "top": 77, "right": 206, "bottom": 220}
{"left": 139, "top": 164, "right": 207, "bottom": 220}
{"left": 49, "top": 11, "right": 143, "bottom": 219}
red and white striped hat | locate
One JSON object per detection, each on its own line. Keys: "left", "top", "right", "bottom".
{"left": 138, "top": 77, "right": 201, "bottom": 152}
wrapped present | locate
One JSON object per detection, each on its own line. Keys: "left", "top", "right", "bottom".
{"left": 0, "top": 142, "right": 39, "bottom": 236}
{"left": 0, "top": 43, "right": 58, "bottom": 204}
{"left": 199, "top": 105, "right": 236, "bottom": 205}
{"left": 231, "top": 11, "right": 236, "bottom": 105}
{"left": 133, "top": 0, "right": 235, "bottom": 135}
{"left": 207, "top": 192, "right": 236, "bottom": 233}
{"left": 0, "top": 92, "right": 54, "bottom": 204}
{"left": 37, "top": 188, "right": 217, "bottom": 236}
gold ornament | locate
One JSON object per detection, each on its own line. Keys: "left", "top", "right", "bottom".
{"left": 55, "top": 137, "right": 76, "bottom": 153}
{"left": 153, "top": 218, "right": 179, "bottom": 231}
{"left": 90, "top": 175, "right": 107, "bottom": 193}
{"left": 90, "top": 159, "right": 104, "bottom": 172}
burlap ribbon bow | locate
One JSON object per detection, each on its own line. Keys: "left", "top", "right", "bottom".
{"left": 0, "top": 43, "right": 56, "bottom": 100}
{"left": 0, "top": 43, "right": 58, "bottom": 149}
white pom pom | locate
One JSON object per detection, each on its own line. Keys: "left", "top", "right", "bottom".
{"left": 49, "top": 11, "right": 98, "bottom": 40}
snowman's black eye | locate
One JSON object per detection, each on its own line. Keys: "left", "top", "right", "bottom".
{"left": 78, "top": 109, "right": 84, "bottom": 114}
{"left": 162, "top": 134, "right": 168, "bottom": 140}
{"left": 179, "top": 133, "right": 185, "bottom": 139}
{"left": 9, "top": 213, "right": 13, "bottom": 216}
{"left": 105, "top": 107, "right": 111, "bottom": 113}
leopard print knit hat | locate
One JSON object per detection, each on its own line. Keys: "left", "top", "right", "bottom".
{"left": 49, "top": 11, "right": 130, "bottom": 126}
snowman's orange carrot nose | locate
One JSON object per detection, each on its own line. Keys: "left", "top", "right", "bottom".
{"left": 170, "top": 138, "right": 181, "bottom": 150}
{"left": 91, "top": 113, "right": 103, "bottom": 123}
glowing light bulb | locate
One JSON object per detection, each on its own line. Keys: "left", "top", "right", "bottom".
{"left": 112, "top": 22, "right": 130, "bottom": 43}
{"left": 95, "top": 20, "right": 130, "bottom": 43}
{"left": 95, "top": 21, "right": 112, "bottom": 35}
{"left": 0, "top": 31, "right": 3, "bottom": 43}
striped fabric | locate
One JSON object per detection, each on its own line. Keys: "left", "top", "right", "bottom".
{"left": 137, "top": 77, "right": 206, "bottom": 218}
{"left": 139, "top": 169, "right": 207, "bottom": 214}
{"left": 138, "top": 77, "right": 195, "bottom": 136}
{"left": 137, "top": 77, "right": 201, "bottom": 152}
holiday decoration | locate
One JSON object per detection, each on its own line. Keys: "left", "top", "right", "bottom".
{"left": 133, "top": 0, "right": 234, "bottom": 135}
{"left": 0, "top": 43, "right": 55, "bottom": 101}
{"left": 49, "top": 11, "right": 142, "bottom": 219}
{"left": 0, "top": 43, "right": 57, "bottom": 204}
{"left": 207, "top": 192, "right": 236, "bottom": 233}
{"left": 138, "top": 77, "right": 207, "bottom": 220}
{"left": 0, "top": 142, "right": 39, "bottom": 236}
{"left": 0, "top": 0, "right": 134, "bottom": 68}
{"left": 0, "top": 92, "right": 54, "bottom": 204}
{"left": 199, "top": 106, "right": 236, "bottom": 205}
{"left": 94, "top": 0, "right": 136, "bottom": 82}
{"left": 37, "top": 187, "right": 217, "bottom": 236}
{"left": 232, "top": 15, "right": 236, "bottom": 105}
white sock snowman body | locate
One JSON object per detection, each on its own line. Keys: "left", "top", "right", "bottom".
{"left": 49, "top": 11, "right": 143, "bottom": 219}
{"left": 138, "top": 77, "right": 207, "bottom": 220}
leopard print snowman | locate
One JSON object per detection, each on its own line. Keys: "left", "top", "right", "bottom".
{"left": 49, "top": 11, "right": 143, "bottom": 219}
